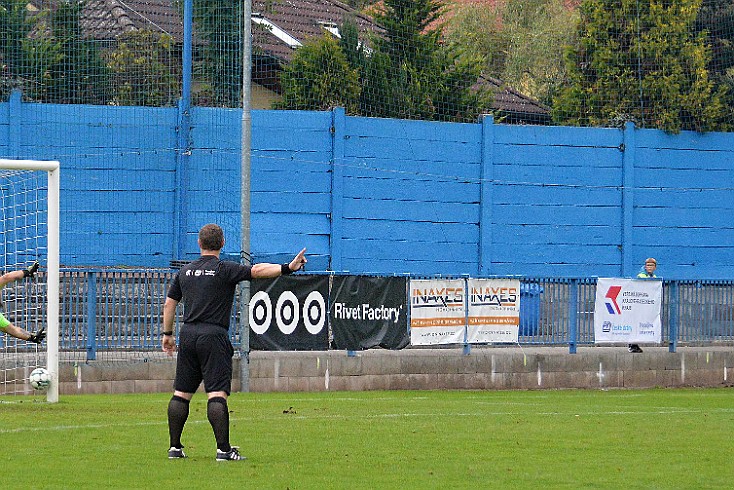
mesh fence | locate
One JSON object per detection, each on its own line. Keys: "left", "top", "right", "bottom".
{"left": 1, "top": 0, "right": 733, "bottom": 130}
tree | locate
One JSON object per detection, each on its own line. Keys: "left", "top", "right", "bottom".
{"left": 695, "top": 0, "right": 734, "bottom": 114}
{"left": 361, "top": 0, "right": 491, "bottom": 122}
{"left": 0, "top": 0, "right": 61, "bottom": 101}
{"left": 554, "top": 0, "right": 729, "bottom": 132}
{"left": 275, "top": 35, "right": 361, "bottom": 113}
{"left": 106, "top": 30, "right": 180, "bottom": 107}
{"left": 193, "top": 1, "right": 242, "bottom": 107}
{"left": 46, "top": 0, "right": 112, "bottom": 104}
{"left": 444, "top": 0, "right": 578, "bottom": 107}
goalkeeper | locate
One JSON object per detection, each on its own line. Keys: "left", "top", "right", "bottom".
{"left": 0, "top": 261, "right": 46, "bottom": 344}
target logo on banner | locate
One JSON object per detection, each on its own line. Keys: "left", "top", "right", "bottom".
{"left": 249, "top": 289, "right": 327, "bottom": 335}
{"left": 249, "top": 275, "right": 330, "bottom": 351}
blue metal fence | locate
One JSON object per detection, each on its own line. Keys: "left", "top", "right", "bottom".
{"left": 53, "top": 269, "right": 734, "bottom": 360}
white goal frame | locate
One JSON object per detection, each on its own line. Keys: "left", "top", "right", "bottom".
{"left": 0, "top": 159, "right": 60, "bottom": 403}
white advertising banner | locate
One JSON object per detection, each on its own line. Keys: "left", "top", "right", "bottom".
{"left": 409, "top": 279, "right": 466, "bottom": 345}
{"left": 594, "top": 278, "right": 662, "bottom": 344}
{"left": 466, "top": 278, "right": 520, "bottom": 343}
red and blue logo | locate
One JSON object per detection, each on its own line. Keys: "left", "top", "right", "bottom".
{"left": 605, "top": 286, "right": 622, "bottom": 314}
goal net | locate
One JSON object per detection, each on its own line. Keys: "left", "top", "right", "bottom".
{"left": 0, "top": 160, "right": 60, "bottom": 402}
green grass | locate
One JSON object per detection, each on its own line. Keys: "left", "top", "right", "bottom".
{"left": 1, "top": 388, "right": 732, "bottom": 489}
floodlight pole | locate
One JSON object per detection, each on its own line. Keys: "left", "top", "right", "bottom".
{"left": 239, "top": 0, "right": 253, "bottom": 392}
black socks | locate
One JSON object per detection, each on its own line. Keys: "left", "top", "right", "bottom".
{"left": 207, "top": 396, "right": 231, "bottom": 452}
{"left": 167, "top": 395, "right": 190, "bottom": 449}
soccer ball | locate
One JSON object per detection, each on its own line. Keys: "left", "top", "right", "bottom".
{"left": 29, "top": 367, "right": 51, "bottom": 390}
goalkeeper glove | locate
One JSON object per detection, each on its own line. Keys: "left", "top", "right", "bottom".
{"left": 23, "top": 261, "right": 40, "bottom": 278}
{"left": 28, "top": 327, "right": 46, "bottom": 344}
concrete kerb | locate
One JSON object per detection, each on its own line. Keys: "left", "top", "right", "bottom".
{"left": 54, "top": 345, "right": 734, "bottom": 395}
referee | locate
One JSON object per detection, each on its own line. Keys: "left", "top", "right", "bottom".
{"left": 161, "top": 223, "right": 306, "bottom": 461}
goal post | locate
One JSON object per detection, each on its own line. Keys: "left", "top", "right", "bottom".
{"left": 0, "top": 159, "right": 60, "bottom": 403}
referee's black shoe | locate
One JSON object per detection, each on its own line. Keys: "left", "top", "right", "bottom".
{"left": 168, "top": 447, "right": 186, "bottom": 459}
{"left": 216, "top": 446, "right": 245, "bottom": 461}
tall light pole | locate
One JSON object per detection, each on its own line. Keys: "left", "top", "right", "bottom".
{"left": 239, "top": 0, "right": 253, "bottom": 392}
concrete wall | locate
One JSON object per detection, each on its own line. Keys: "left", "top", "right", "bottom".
{"left": 2, "top": 94, "right": 734, "bottom": 278}
{"left": 56, "top": 346, "right": 734, "bottom": 395}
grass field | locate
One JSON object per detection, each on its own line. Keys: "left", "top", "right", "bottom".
{"left": 1, "top": 388, "right": 732, "bottom": 489}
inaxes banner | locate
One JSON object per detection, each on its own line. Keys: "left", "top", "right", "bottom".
{"left": 249, "top": 275, "right": 329, "bottom": 351}
{"left": 330, "top": 275, "right": 409, "bottom": 350}
{"left": 594, "top": 278, "right": 662, "bottom": 344}
{"left": 466, "top": 278, "right": 520, "bottom": 343}
{"left": 409, "top": 278, "right": 465, "bottom": 346}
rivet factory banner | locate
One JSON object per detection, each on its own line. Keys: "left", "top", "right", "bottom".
{"left": 249, "top": 275, "right": 329, "bottom": 350}
{"left": 409, "top": 278, "right": 466, "bottom": 345}
{"left": 466, "top": 278, "right": 520, "bottom": 343}
{"left": 594, "top": 278, "right": 662, "bottom": 344}
{"left": 330, "top": 275, "right": 409, "bottom": 350}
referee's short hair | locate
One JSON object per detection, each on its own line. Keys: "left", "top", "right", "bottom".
{"left": 199, "top": 223, "right": 224, "bottom": 251}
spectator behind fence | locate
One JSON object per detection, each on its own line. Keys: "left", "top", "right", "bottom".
{"left": 629, "top": 258, "right": 658, "bottom": 353}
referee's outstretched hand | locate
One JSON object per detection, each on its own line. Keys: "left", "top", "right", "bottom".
{"left": 289, "top": 248, "right": 307, "bottom": 272}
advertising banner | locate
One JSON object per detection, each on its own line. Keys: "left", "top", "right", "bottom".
{"left": 594, "top": 278, "right": 662, "bottom": 344}
{"left": 249, "top": 275, "right": 329, "bottom": 350}
{"left": 409, "top": 278, "right": 466, "bottom": 345}
{"left": 466, "top": 278, "right": 520, "bottom": 343}
{"left": 330, "top": 275, "right": 409, "bottom": 350}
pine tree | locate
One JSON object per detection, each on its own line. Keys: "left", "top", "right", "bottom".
{"left": 275, "top": 35, "right": 361, "bottom": 113}
{"left": 361, "top": 0, "right": 491, "bottom": 122}
{"left": 554, "top": 0, "right": 729, "bottom": 132}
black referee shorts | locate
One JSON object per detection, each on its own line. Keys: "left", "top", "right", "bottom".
{"left": 174, "top": 323, "right": 235, "bottom": 395}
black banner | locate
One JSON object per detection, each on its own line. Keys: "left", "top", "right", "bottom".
{"left": 249, "top": 275, "right": 329, "bottom": 351}
{"left": 330, "top": 275, "right": 409, "bottom": 350}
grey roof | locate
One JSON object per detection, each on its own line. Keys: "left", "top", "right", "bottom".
{"left": 27, "top": 0, "right": 186, "bottom": 42}
{"left": 252, "top": 0, "right": 380, "bottom": 63}
{"left": 80, "top": 0, "right": 185, "bottom": 41}
{"left": 477, "top": 76, "right": 551, "bottom": 123}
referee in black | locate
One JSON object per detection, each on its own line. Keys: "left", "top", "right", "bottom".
{"left": 161, "top": 223, "right": 306, "bottom": 461}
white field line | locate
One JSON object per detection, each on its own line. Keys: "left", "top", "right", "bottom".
{"left": 2, "top": 406, "right": 734, "bottom": 434}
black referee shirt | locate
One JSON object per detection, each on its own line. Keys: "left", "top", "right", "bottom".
{"left": 167, "top": 255, "right": 252, "bottom": 329}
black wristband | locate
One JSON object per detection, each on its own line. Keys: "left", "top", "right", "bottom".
{"left": 162, "top": 331, "right": 173, "bottom": 336}
{"left": 281, "top": 263, "right": 293, "bottom": 275}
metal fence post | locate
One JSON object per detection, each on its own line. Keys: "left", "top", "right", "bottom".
{"left": 86, "top": 272, "right": 97, "bottom": 361}
{"left": 569, "top": 279, "right": 578, "bottom": 354}
{"left": 668, "top": 281, "right": 678, "bottom": 353}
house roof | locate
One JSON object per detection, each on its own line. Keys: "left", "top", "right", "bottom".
{"left": 477, "top": 76, "right": 551, "bottom": 123}
{"left": 81, "top": 0, "right": 186, "bottom": 41}
{"left": 252, "top": 0, "right": 381, "bottom": 63}
{"left": 28, "top": 0, "right": 186, "bottom": 42}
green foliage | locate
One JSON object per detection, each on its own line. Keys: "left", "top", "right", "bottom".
{"left": 361, "top": 0, "right": 492, "bottom": 122}
{"left": 554, "top": 0, "right": 730, "bottom": 132}
{"left": 194, "top": 1, "right": 242, "bottom": 107}
{"left": 275, "top": 35, "right": 361, "bottom": 113}
{"left": 0, "top": 0, "right": 59, "bottom": 101}
{"left": 276, "top": 0, "right": 490, "bottom": 122}
{"left": 0, "top": 0, "right": 111, "bottom": 104}
{"left": 444, "top": 0, "right": 578, "bottom": 107}
{"left": 695, "top": 0, "right": 734, "bottom": 115}
{"left": 46, "top": 0, "right": 112, "bottom": 105}
{"left": 107, "top": 30, "right": 180, "bottom": 107}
